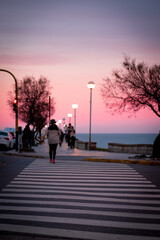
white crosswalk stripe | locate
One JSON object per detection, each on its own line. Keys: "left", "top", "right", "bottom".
{"left": 0, "top": 159, "right": 160, "bottom": 240}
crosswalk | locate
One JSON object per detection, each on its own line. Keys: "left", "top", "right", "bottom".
{"left": 0, "top": 159, "right": 160, "bottom": 240}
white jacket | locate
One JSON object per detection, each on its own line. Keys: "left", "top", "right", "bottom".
{"left": 46, "top": 125, "right": 60, "bottom": 144}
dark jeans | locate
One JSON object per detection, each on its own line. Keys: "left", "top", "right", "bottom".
{"left": 70, "top": 136, "right": 75, "bottom": 148}
{"left": 49, "top": 144, "right": 58, "bottom": 159}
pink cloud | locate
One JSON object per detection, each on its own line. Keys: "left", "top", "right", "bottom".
{"left": 0, "top": 53, "right": 67, "bottom": 66}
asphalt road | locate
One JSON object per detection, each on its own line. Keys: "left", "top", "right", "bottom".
{"left": 0, "top": 153, "right": 34, "bottom": 191}
{"left": 0, "top": 152, "right": 160, "bottom": 240}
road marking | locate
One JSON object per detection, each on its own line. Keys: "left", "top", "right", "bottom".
{"left": 0, "top": 224, "right": 159, "bottom": 240}
{"left": 3, "top": 188, "right": 160, "bottom": 198}
{"left": 6, "top": 184, "right": 159, "bottom": 191}
{"left": 20, "top": 172, "right": 141, "bottom": 176}
{"left": 0, "top": 159, "right": 160, "bottom": 239}
{"left": 0, "top": 192, "right": 160, "bottom": 204}
{"left": 10, "top": 181, "right": 157, "bottom": 187}
{"left": 16, "top": 175, "right": 146, "bottom": 179}
{"left": 0, "top": 198, "right": 160, "bottom": 211}
{"left": 1, "top": 214, "right": 160, "bottom": 230}
{"left": 13, "top": 177, "right": 152, "bottom": 183}
{"left": 1, "top": 205, "right": 160, "bottom": 219}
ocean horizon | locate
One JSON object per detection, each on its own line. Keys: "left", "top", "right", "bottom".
{"left": 76, "top": 133, "right": 157, "bottom": 149}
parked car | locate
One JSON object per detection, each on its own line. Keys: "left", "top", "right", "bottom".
{"left": 0, "top": 130, "right": 15, "bottom": 149}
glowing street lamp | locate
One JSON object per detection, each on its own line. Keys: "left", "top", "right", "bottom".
{"left": 67, "top": 113, "right": 72, "bottom": 124}
{"left": 72, "top": 104, "right": 78, "bottom": 132}
{"left": 87, "top": 81, "right": 95, "bottom": 146}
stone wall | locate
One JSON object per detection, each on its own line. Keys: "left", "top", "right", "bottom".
{"left": 75, "top": 140, "right": 97, "bottom": 150}
{"left": 108, "top": 143, "right": 153, "bottom": 155}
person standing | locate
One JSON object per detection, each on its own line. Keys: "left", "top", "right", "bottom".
{"left": 59, "top": 129, "right": 64, "bottom": 146}
{"left": 70, "top": 126, "right": 76, "bottom": 149}
{"left": 22, "top": 124, "right": 32, "bottom": 148}
{"left": 46, "top": 119, "right": 60, "bottom": 163}
{"left": 66, "top": 123, "right": 72, "bottom": 147}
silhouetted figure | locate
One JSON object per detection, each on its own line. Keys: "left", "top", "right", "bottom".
{"left": 18, "top": 126, "right": 22, "bottom": 152}
{"left": 66, "top": 123, "right": 72, "bottom": 147}
{"left": 59, "top": 130, "right": 64, "bottom": 146}
{"left": 153, "top": 133, "right": 160, "bottom": 158}
{"left": 22, "top": 124, "right": 32, "bottom": 148}
{"left": 70, "top": 126, "right": 76, "bottom": 148}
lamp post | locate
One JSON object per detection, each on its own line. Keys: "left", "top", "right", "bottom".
{"left": 87, "top": 81, "right": 95, "bottom": 147}
{"left": 49, "top": 96, "right": 51, "bottom": 125}
{"left": 67, "top": 113, "right": 72, "bottom": 124}
{"left": 72, "top": 104, "right": 78, "bottom": 132}
{"left": 0, "top": 69, "right": 18, "bottom": 151}
{"left": 62, "top": 117, "right": 65, "bottom": 131}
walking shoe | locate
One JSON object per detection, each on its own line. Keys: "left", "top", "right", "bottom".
{"left": 50, "top": 159, "right": 52, "bottom": 163}
{"left": 52, "top": 159, "right": 55, "bottom": 163}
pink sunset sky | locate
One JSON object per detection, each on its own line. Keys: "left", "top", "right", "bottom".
{"left": 0, "top": 0, "right": 159, "bottom": 133}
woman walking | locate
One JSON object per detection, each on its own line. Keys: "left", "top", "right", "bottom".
{"left": 46, "top": 119, "right": 60, "bottom": 163}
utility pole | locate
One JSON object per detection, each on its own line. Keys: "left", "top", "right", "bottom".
{"left": 0, "top": 69, "right": 18, "bottom": 151}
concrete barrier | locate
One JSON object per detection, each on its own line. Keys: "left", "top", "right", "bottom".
{"left": 108, "top": 143, "right": 153, "bottom": 155}
{"left": 75, "top": 140, "right": 97, "bottom": 150}
{"left": 88, "top": 142, "right": 97, "bottom": 150}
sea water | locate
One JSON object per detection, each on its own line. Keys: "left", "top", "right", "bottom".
{"left": 76, "top": 133, "right": 157, "bottom": 149}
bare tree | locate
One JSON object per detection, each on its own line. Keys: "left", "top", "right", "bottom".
{"left": 8, "top": 76, "right": 55, "bottom": 133}
{"left": 101, "top": 56, "right": 160, "bottom": 117}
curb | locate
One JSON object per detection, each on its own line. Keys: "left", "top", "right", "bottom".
{"left": 3, "top": 152, "right": 45, "bottom": 159}
{"left": 84, "top": 158, "right": 160, "bottom": 165}
{"left": 3, "top": 153, "right": 160, "bottom": 165}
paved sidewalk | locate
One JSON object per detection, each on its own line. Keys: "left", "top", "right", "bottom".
{"left": 3, "top": 139, "right": 160, "bottom": 165}
{"left": 4, "top": 139, "right": 136, "bottom": 159}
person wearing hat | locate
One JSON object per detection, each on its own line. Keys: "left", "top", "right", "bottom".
{"left": 46, "top": 119, "right": 61, "bottom": 163}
